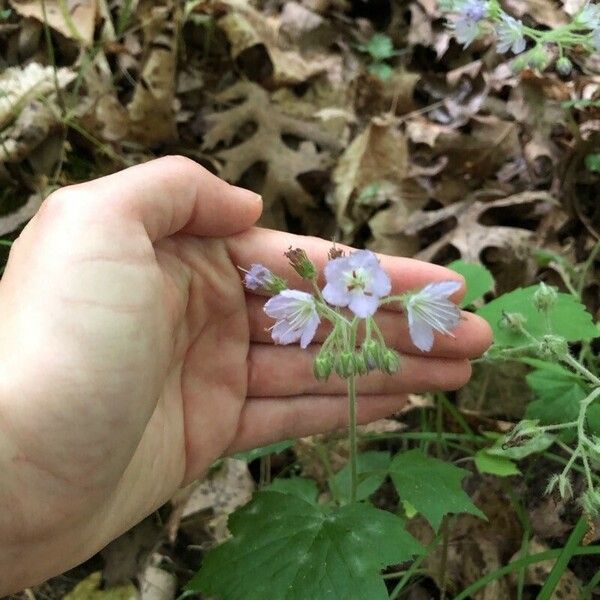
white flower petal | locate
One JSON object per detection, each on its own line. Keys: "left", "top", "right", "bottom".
{"left": 271, "top": 319, "right": 301, "bottom": 345}
{"left": 348, "top": 293, "right": 380, "bottom": 318}
{"left": 408, "top": 310, "right": 435, "bottom": 352}
{"left": 370, "top": 268, "right": 392, "bottom": 298}
{"left": 299, "top": 314, "right": 320, "bottom": 348}
{"left": 322, "top": 281, "right": 350, "bottom": 307}
{"left": 422, "top": 280, "right": 462, "bottom": 298}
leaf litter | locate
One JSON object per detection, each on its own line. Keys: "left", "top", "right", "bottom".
{"left": 1, "top": 0, "right": 600, "bottom": 597}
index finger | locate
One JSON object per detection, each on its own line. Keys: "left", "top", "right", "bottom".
{"left": 226, "top": 227, "right": 466, "bottom": 304}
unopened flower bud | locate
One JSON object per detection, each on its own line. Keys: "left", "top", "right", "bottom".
{"left": 546, "top": 473, "right": 574, "bottom": 501}
{"left": 581, "top": 488, "right": 600, "bottom": 516}
{"left": 382, "top": 349, "right": 401, "bottom": 375}
{"left": 500, "top": 311, "right": 527, "bottom": 333}
{"left": 285, "top": 247, "right": 317, "bottom": 280}
{"left": 362, "top": 339, "right": 384, "bottom": 370}
{"left": 533, "top": 282, "right": 558, "bottom": 312}
{"left": 512, "top": 55, "right": 528, "bottom": 72}
{"left": 556, "top": 57, "right": 572, "bottom": 76}
{"left": 538, "top": 335, "right": 568, "bottom": 359}
{"left": 243, "top": 264, "right": 287, "bottom": 294}
{"left": 353, "top": 352, "right": 368, "bottom": 376}
{"left": 313, "top": 351, "right": 334, "bottom": 381}
{"left": 527, "top": 45, "right": 550, "bottom": 70}
{"left": 335, "top": 352, "right": 355, "bottom": 378}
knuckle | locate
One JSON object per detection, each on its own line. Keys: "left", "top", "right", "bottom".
{"left": 158, "top": 154, "right": 202, "bottom": 173}
{"left": 40, "top": 185, "right": 93, "bottom": 220}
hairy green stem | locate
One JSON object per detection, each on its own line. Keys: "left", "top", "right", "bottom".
{"left": 348, "top": 317, "right": 359, "bottom": 503}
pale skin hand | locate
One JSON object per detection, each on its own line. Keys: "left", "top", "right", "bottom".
{"left": 0, "top": 156, "right": 492, "bottom": 594}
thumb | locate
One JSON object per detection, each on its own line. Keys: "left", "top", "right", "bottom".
{"left": 46, "top": 155, "right": 263, "bottom": 240}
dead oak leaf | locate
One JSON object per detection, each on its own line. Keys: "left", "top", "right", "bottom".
{"left": 332, "top": 118, "right": 426, "bottom": 239}
{"left": 215, "top": 0, "right": 341, "bottom": 85}
{"left": 127, "top": 1, "right": 179, "bottom": 146}
{"left": 404, "top": 191, "right": 556, "bottom": 262}
{"left": 203, "top": 81, "right": 340, "bottom": 229}
{"left": 9, "top": 0, "right": 97, "bottom": 45}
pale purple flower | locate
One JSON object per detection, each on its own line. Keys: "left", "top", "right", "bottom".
{"left": 264, "top": 290, "right": 320, "bottom": 349}
{"left": 406, "top": 281, "right": 462, "bottom": 352}
{"left": 496, "top": 14, "right": 526, "bottom": 54}
{"left": 577, "top": 2, "right": 600, "bottom": 29}
{"left": 451, "top": 0, "right": 487, "bottom": 47}
{"left": 244, "top": 264, "right": 274, "bottom": 290}
{"left": 322, "top": 250, "right": 391, "bottom": 318}
{"left": 593, "top": 27, "right": 600, "bottom": 51}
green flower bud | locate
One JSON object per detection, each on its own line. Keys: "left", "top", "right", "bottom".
{"left": 284, "top": 247, "right": 317, "bottom": 280}
{"left": 512, "top": 55, "right": 528, "bottom": 72}
{"left": 382, "top": 349, "right": 401, "bottom": 375}
{"left": 335, "top": 352, "right": 355, "bottom": 378}
{"left": 533, "top": 282, "right": 558, "bottom": 312}
{"left": 581, "top": 488, "right": 600, "bottom": 516}
{"left": 353, "top": 352, "right": 368, "bottom": 376}
{"left": 500, "top": 311, "right": 527, "bottom": 333}
{"left": 545, "top": 473, "right": 573, "bottom": 500}
{"left": 264, "top": 274, "right": 288, "bottom": 295}
{"left": 313, "top": 351, "right": 334, "bottom": 381}
{"left": 538, "top": 335, "right": 568, "bottom": 359}
{"left": 556, "top": 57, "right": 572, "bottom": 76}
{"left": 527, "top": 45, "right": 550, "bottom": 70}
{"left": 362, "top": 339, "right": 384, "bottom": 371}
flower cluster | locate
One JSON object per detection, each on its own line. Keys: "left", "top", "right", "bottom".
{"left": 242, "top": 247, "right": 462, "bottom": 379}
{"left": 440, "top": 0, "right": 600, "bottom": 74}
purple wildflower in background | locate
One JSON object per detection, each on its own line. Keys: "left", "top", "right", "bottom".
{"left": 264, "top": 290, "right": 320, "bottom": 348}
{"left": 322, "top": 250, "right": 391, "bottom": 318}
{"left": 496, "top": 14, "right": 526, "bottom": 54}
{"left": 244, "top": 264, "right": 275, "bottom": 290}
{"left": 593, "top": 27, "right": 600, "bottom": 50}
{"left": 406, "top": 281, "right": 462, "bottom": 352}
{"left": 577, "top": 2, "right": 600, "bottom": 29}
{"left": 452, "top": 0, "right": 487, "bottom": 47}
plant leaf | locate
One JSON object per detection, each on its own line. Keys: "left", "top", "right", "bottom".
{"left": 267, "top": 478, "right": 319, "bottom": 504}
{"left": 476, "top": 286, "right": 597, "bottom": 347}
{"left": 233, "top": 440, "right": 293, "bottom": 462}
{"left": 525, "top": 364, "right": 599, "bottom": 441}
{"left": 389, "top": 450, "right": 485, "bottom": 530}
{"left": 188, "top": 491, "right": 423, "bottom": 600}
{"left": 448, "top": 260, "right": 495, "bottom": 306}
{"left": 474, "top": 450, "right": 521, "bottom": 477}
{"left": 329, "top": 451, "right": 390, "bottom": 503}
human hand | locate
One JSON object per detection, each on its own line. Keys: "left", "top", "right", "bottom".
{"left": 0, "top": 157, "right": 492, "bottom": 593}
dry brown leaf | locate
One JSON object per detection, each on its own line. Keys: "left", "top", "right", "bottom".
{"left": 203, "top": 81, "right": 340, "bottom": 230}
{"left": 167, "top": 459, "right": 254, "bottom": 545}
{"left": 0, "top": 62, "right": 75, "bottom": 130}
{"left": 508, "top": 538, "right": 582, "bottom": 599}
{"left": 216, "top": 0, "right": 341, "bottom": 85}
{"left": 0, "top": 189, "right": 44, "bottom": 235}
{"left": 504, "top": 0, "right": 568, "bottom": 28}
{"left": 332, "top": 119, "right": 427, "bottom": 245}
{"left": 9, "top": 0, "right": 97, "bottom": 45}
{"left": 404, "top": 191, "right": 556, "bottom": 262}
{"left": 408, "top": 478, "right": 522, "bottom": 599}
{"left": 127, "top": 1, "right": 179, "bottom": 146}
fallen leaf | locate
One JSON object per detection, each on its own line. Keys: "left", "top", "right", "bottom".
{"left": 127, "top": 1, "right": 179, "bottom": 146}
{"left": 203, "top": 81, "right": 340, "bottom": 230}
{"left": 404, "top": 191, "right": 555, "bottom": 262}
{"left": 9, "top": 0, "right": 97, "bottom": 45}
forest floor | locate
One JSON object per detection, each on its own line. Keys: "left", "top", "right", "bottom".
{"left": 1, "top": 0, "right": 600, "bottom": 598}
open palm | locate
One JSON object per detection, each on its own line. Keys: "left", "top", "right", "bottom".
{"left": 0, "top": 157, "right": 491, "bottom": 594}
